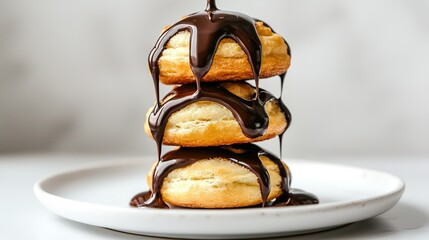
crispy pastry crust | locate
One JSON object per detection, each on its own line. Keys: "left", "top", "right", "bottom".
{"left": 144, "top": 82, "right": 288, "bottom": 147}
{"left": 157, "top": 22, "right": 290, "bottom": 84}
{"left": 147, "top": 155, "right": 287, "bottom": 208}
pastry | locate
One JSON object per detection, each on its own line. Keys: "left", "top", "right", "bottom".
{"left": 158, "top": 22, "right": 290, "bottom": 85}
{"left": 144, "top": 82, "right": 289, "bottom": 147}
{"left": 130, "top": 144, "right": 293, "bottom": 208}
{"left": 146, "top": 146, "right": 286, "bottom": 208}
{"left": 130, "top": 0, "right": 318, "bottom": 209}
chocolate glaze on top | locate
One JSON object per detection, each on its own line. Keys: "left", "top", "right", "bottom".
{"left": 148, "top": 0, "right": 270, "bottom": 161}
{"left": 131, "top": 0, "right": 318, "bottom": 209}
{"left": 147, "top": 1, "right": 297, "bottom": 161}
{"left": 149, "top": 0, "right": 262, "bottom": 105}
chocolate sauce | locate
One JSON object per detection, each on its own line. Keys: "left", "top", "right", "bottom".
{"left": 130, "top": 0, "right": 318, "bottom": 209}
{"left": 130, "top": 190, "right": 168, "bottom": 209}
{"left": 134, "top": 144, "right": 270, "bottom": 208}
{"left": 149, "top": 0, "right": 262, "bottom": 105}
{"left": 148, "top": 0, "right": 266, "bottom": 161}
{"left": 130, "top": 144, "right": 318, "bottom": 208}
{"left": 149, "top": 82, "right": 291, "bottom": 159}
{"left": 278, "top": 72, "right": 290, "bottom": 160}
{"left": 272, "top": 189, "right": 319, "bottom": 207}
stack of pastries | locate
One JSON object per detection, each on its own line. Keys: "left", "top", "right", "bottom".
{"left": 130, "top": 0, "right": 318, "bottom": 209}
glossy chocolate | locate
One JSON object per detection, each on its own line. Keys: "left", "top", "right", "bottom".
{"left": 148, "top": 0, "right": 267, "bottom": 160}
{"left": 149, "top": 82, "right": 291, "bottom": 158}
{"left": 130, "top": 144, "right": 318, "bottom": 208}
{"left": 130, "top": 0, "right": 318, "bottom": 209}
{"left": 149, "top": 0, "right": 261, "bottom": 105}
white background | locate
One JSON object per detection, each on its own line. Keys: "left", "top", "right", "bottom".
{"left": 1, "top": 0, "right": 428, "bottom": 158}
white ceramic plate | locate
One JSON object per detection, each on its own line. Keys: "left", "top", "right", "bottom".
{"left": 34, "top": 158, "right": 405, "bottom": 239}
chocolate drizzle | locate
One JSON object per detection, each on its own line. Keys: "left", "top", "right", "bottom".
{"left": 148, "top": 0, "right": 267, "bottom": 160}
{"left": 149, "top": 82, "right": 291, "bottom": 157}
{"left": 149, "top": 0, "right": 262, "bottom": 105}
{"left": 130, "top": 144, "right": 318, "bottom": 208}
{"left": 134, "top": 144, "right": 271, "bottom": 208}
{"left": 131, "top": 0, "right": 318, "bottom": 209}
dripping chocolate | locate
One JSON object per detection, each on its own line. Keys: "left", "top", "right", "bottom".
{"left": 131, "top": 0, "right": 318, "bottom": 209}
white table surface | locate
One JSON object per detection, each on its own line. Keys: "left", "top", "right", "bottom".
{"left": 1, "top": 154, "right": 428, "bottom": 239}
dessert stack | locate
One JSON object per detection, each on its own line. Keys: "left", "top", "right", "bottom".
{"left": 130, "top": 0, "right": 318, "bottom": 209}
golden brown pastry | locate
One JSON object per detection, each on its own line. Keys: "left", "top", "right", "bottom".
{"left": 157, "top": 22, "right": 290, "bottom": 85}
{"left": 146, "top": 154, "right": 286, "bottom": 208}
{"left": 144, "top": 82, "right": 288, "bottom": 147}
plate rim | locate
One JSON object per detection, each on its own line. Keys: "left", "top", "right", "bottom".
{"left": 33, "top": 158, "right": 405, "bottom": 238}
